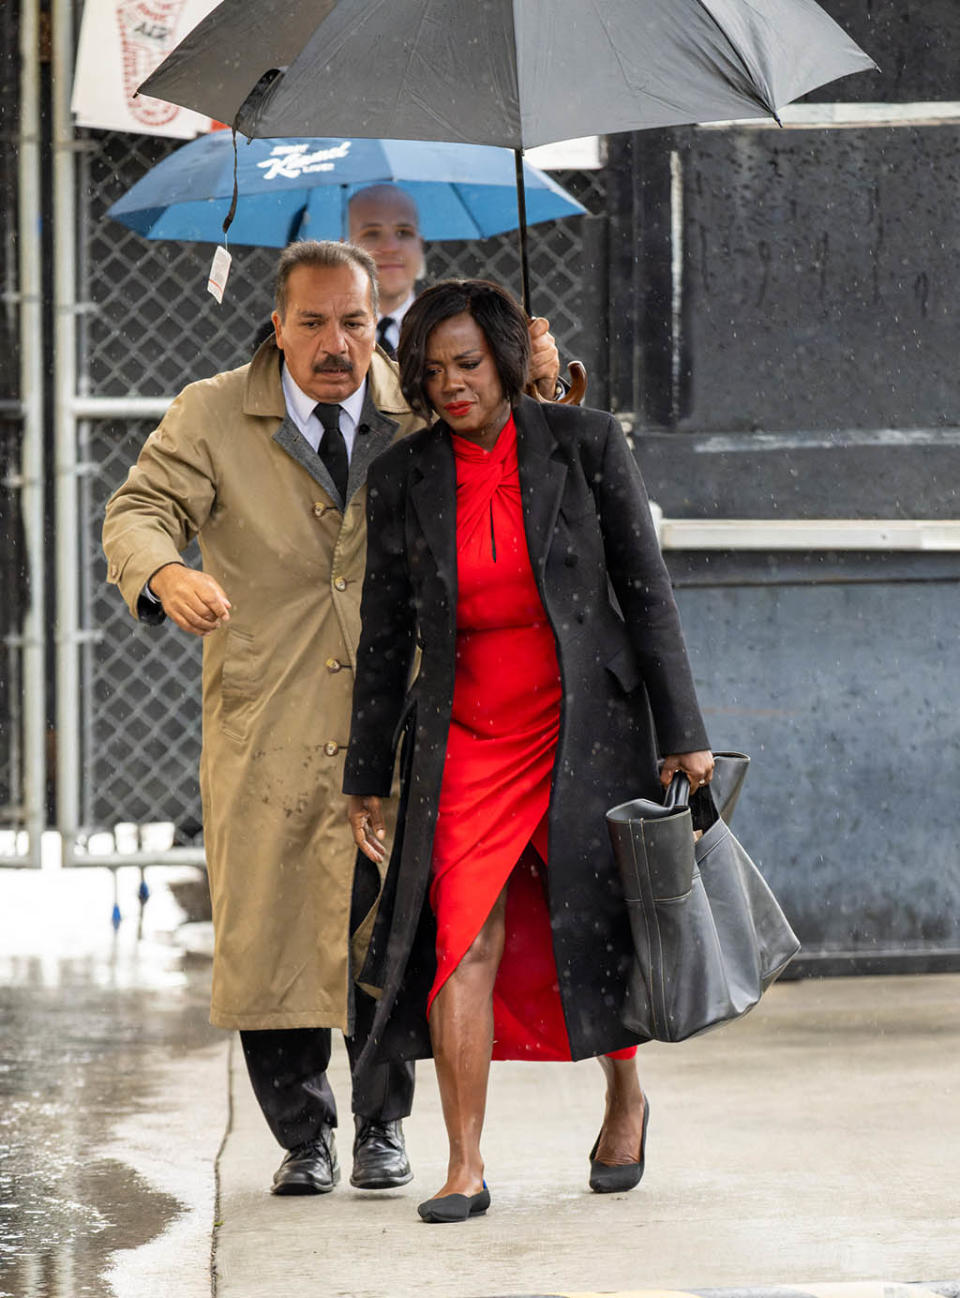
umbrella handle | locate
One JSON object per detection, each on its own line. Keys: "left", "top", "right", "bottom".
{"left": 559, "top": 361, "right": 587, "bottom": 406}
{"left": 524, "top": 360, "right": 588, "bottom": 407}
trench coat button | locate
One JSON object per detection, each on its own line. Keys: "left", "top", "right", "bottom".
{"left": 576, "top": 611, "right": 586, "bottom": 624}
{"left": 323, "top": 741, "right": 339, "bottom": 757}
{"left": 325, "top": 657, "right": 342, "bottom": 673}
{"left": 333, "top": 576, "right": 347, "bottom": 591}
{"left": 313, "top": 501, "right": 327, "bottom": 518}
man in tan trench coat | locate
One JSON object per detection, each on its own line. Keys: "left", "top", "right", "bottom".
{"left": 103, "top": 240, "right": 559, "bottom": 1198}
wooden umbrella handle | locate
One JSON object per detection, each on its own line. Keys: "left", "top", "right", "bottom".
{"left": 525, "top": 360, "right": 588, "bottom": 406}
{"left": 559, "top": 361, "right": 588, "bottom": 406}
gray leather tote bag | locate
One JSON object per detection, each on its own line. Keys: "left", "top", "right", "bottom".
{"left": 606, "top": 754, "right": 799, "bottom": 1042}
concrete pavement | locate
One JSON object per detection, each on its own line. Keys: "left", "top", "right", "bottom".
{"left": 214, "top": 973, "right": 960, "bottom": 1298}
{"left": 2, "top": 867, "right": 957, "bottom": 1297}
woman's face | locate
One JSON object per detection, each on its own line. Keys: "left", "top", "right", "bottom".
{"left": 423, "top": 312, "right": 510, "bottom": 447}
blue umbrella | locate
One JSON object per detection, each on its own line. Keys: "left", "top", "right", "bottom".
{"left": 106, "top": 131, "right": 587, "bottom": 247}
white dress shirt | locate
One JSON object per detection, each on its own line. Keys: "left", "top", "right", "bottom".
{"left": 377, "top": 291, "right": 416, "bottom": 355}
{"left": 281, "top": 362, "right": 367, "bottom": 462}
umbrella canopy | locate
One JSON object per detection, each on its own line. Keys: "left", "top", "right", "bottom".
{"left": 141, "top": 0, "right": 876, "bottom": 147}
{"left": 106, "top": 133, "right": 587, "bottom": 247}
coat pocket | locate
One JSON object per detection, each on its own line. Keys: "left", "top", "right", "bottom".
{"left": 604, "top": 642, "right": 643, "bottom": 695}
{"left": 220, "top": 627, "right": 261, "bottom": 741}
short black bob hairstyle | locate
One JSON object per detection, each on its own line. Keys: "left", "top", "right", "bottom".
{"left": 397, "top": 279, "right": 530, "bottom": 422}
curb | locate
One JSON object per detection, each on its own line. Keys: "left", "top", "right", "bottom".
{"left": 474, "top": 1283, "right": 960, "bottom": 1298}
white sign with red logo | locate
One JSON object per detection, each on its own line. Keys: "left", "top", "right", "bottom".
{"left": 71, "top": 0, "right": 222, "bottom": 138}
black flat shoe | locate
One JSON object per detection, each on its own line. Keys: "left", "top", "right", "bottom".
{"left": 350, "top": 1117, "right": 413, "bottom": 1189}
{"left": 272, "top": 1127, "right": 340, "bottom": 1195}
{"left": 417, "top": 1183, "right": 490, "bottom": 1223}
{"left": 589, "top": 1091, "right": 650, "bottom": 1194}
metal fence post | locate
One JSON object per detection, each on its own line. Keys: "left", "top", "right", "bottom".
{"left": 52, "top": 0, "right": 80, "bottom": 863}
{"left": 17, "top": 0, "right": 45, "bottom": 867}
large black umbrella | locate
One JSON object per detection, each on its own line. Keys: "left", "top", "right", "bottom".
{"left": 141, "top": 0, "right": 875, "bottom": 308}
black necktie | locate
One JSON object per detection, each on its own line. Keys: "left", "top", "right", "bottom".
{"left": 314, "top": 403, "right": 349, "bottom": 503}
{"left": 376, "top": 316, "right": 397, "bottom": 359}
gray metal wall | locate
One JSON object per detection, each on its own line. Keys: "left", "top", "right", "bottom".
{"left": 619, "top": 0, "right": 960, "bottom": 967}
{"left": 804, "top": 0, "right": 955, "bottom": 102}
{"left": 673, "top": 566, "right": 960, "bottom": 967}
{"left": 676, "top": 125, "right": 959, "bottom": 434}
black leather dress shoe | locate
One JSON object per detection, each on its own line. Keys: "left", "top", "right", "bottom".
{"left": 271, "top": 1128, "right": 340, "bottom": 1195}
{"left": 350, "top": 1117, "right": 413, "bottom": 1189}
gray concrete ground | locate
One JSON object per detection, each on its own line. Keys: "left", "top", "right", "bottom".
{"left": 216, "top": 972, "right": 960, "bottom": 1298}
{"left": 2, "top": 868, "right": 959, "bottom": 1298}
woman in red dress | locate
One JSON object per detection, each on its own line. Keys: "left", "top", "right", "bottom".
{"left": 346, "top": 280, "right": 713, "bottom": 1222}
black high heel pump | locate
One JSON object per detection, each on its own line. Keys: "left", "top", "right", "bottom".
{"left": 589, "top": 1091, "right": 650, "bottom": 1194}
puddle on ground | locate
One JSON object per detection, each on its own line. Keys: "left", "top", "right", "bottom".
{"left": 0, "top": 870, "right": 220, "bottom": 1298}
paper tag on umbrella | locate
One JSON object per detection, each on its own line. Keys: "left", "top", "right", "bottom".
{"left": 207, "top": 245, "right": 232, "bottom": 304}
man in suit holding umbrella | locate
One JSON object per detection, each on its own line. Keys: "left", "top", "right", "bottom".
{"left": 347, "top": 181, "right": 560, "bottom": 390}
{"left": 346, "top": 184, "right": 424, "bottom": 359}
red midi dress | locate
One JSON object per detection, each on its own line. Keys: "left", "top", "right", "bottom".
{"left": 427, "top": 414, "right": 635, "bottom": 1062}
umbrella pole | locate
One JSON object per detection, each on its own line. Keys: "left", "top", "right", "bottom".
{"left": 514, "top": 148, "right": 531, "bottom": 316}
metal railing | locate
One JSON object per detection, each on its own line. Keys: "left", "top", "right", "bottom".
{"left": 649, "top": 508, "right": 960, "bottom": 552}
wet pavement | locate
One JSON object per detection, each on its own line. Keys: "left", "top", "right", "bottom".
{"left": 2, "top": 866, "right": 959, "bottom": 1298}
{"left": 0, "top": 867, "right": 225, "bottom": 1298}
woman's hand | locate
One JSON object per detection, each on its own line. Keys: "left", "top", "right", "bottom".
{"left": 660, "top": 749, "right": 715, "bottom": 791}
{"left": 348, "top": 795, "right": 388, "bottom": 864}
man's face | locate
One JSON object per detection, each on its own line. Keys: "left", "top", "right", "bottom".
{"left": 348, "top": 187, "right": 424, "bottom": 310}
{"left": 272, "top": 262, "right": 377, "bottom": 404}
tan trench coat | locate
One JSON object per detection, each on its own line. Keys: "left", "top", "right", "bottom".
{"left": 102, "top": 340, "right": 423, "bottom": 1030}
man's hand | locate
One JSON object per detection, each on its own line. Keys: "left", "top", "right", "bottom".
{"left": 348, "top": 795, "right": 387, "bottom": 864}
{"left": 528, "top": 316, "right": 560, "bottom": 399}
{"left": 150, "top": 563, "right": 232, "bottom": 637}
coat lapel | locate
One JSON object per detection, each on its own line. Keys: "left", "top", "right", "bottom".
{"left": 347, "top": 384, "right": 399, "bottom": 502}
{"left": 514, "top": 396, "right": 567, "bottom": 580}
{"left": 408, "top": 423, "right": 457, "bottom": 595}
{"left": 272, "top": 413, "right": 341, "bottom": 502}
{"left": 272, "top": 381, "right": 401, "bottom": 511}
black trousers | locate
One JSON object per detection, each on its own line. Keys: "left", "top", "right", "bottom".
{"left": 240, "top": 987, "right": 415, "bottom": 1150}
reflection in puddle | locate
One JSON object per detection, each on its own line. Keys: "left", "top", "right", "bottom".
{"left": 0, "top": 1158, "right": 181, "bottom": 1298}
{"left": 0, "top": 869, "right": 220, "bottom": 1297}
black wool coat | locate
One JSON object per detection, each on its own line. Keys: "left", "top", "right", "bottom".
{"left": 343, "top": 395, "right": 709, "bottom": 1063}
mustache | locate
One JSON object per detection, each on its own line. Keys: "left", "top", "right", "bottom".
{"left": 312, "top": 356, "right": 354, "bottom": 374}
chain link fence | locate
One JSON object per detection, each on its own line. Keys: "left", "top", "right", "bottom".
{"left": 76, "top": 127, "right": 613, "bottom": 840}
{"left": 81, "top": 421, "right": 204, "bottom": 837}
